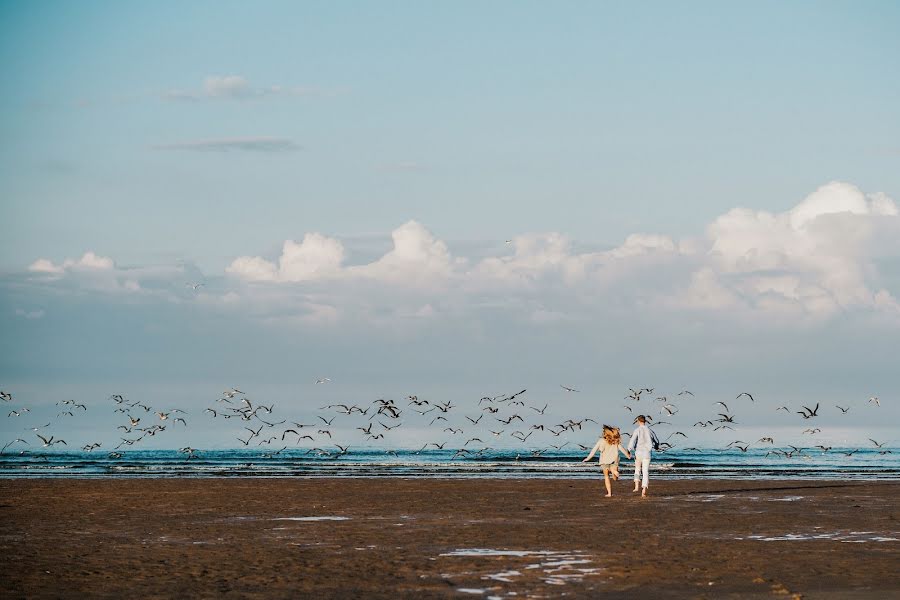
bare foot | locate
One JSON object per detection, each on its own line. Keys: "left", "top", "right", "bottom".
{"left": 632, "top": 487, "right": 639, "bottom": 493}
{"left": 642, "top": 489, "right": 648, "bottom": 497}
{"left": 604, "top": 493, "right": 612, "bottom": 497}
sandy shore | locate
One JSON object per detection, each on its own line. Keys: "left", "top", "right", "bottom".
{"left": 1, "top": 478, "right": 898, "bottom": 599}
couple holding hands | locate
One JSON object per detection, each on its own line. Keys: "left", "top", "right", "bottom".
{"left": 582, "top": 415, "right": 658, "bottom": 498}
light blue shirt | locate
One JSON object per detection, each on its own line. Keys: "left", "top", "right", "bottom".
{"left": 627, "top": 424, "right": 659, "bottom": 459}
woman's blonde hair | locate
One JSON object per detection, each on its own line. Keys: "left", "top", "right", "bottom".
{"left": 602, "top": 425, "right": 621, "bottom": 445}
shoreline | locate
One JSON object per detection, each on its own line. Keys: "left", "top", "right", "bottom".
{"left": 2, "top": 478, "right": 898, "bottom": 598}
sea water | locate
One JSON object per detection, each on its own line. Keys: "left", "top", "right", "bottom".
{"left": 1, "top": 447, "right": 898, "bottom": 478}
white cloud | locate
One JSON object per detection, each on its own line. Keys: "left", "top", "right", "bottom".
{"left": 22, "top": 182, "right": 900, "bottom": 329}
{"left": 15, "top": 308, "right": 45, "bottom": 319}
{"left": 223, "top": 181, "right": 900, "bottom": 326}
{"left": 700, "top": 181, "right": 900, "bottom": 317}
{"left": 226, "top": 232, "right": 345, "bottom": 282}
{"left": 28, "top": 251, "right": 114, "bottom": 275}
{"left": 203, "top": 75, "right": 252, "bottom": 98}
{"left": 153, "top": 137, "right": 299, "bottom": 152}
{"left": 27, "top": 258, "right": 64, "bottom": 274}
{"left": 164, "top": 75, "right": 338, "bottom": 102}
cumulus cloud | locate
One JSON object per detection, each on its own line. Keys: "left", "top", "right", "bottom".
{"left": 698, "top": 181, "right": 900, "bottom": 318}
{"left": 153, "top": 137, "right": 299, "bottom": 153}
{"left": 226, "top": 233, "right": 345, "bottom": 282}
{"left": 20, "top": 182, "right": 900, "bottom": 329}
{"left": 223, "top": 181, "right": 900, "bottom": 325}
{"left": 28, "top": 251, "right": 115, "bottom": 275}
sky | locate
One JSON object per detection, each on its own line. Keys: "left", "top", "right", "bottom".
{"left": 1, "top": 1, "right": 899, "bottom": 450}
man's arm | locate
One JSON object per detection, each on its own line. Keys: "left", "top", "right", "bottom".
{"left": 626, "top": 429, "right": 637, "bottom": 452}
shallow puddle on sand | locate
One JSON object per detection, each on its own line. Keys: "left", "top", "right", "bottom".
{"left": 272, "top": 516, "right": 350, "bottom": 521}
{"left": 737, "top": 531, "right": 899, "bottom": 542}
{"left": 440, "top": 549, "right": 602, "bottom": 592}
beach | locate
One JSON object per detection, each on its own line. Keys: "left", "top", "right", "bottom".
{"left": 1, "top": 479, "right": 898, "bottom": 598}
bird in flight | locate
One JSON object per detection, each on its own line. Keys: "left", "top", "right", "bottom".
{"left": 736, "top": 392, "right": 755, "bottom": 402}
{"left": 797, "top": 403, "right": 819, "bottom": 419}
{"left": 868, "top": 396, "right": 880, "bottom": 407}
{"left": 560, "top": 385, "right": 580, "bottom": 393}
{"left": 316, "top": 378, "right": 331, "bottom": 384}
{"left": 836, "top": 405, "right": 850, "bottom": 413}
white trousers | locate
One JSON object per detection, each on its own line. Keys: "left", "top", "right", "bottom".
{"left": 633, "top": 456, "right": 650, "bottom": 488}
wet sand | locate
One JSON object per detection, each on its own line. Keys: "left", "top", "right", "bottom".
{"left": 1, "top": 478, "right": 898, "bottom": 599}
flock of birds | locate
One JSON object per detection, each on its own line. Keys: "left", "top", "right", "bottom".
{"left": 0, "top": 384, "right": 893, "bottom": 462}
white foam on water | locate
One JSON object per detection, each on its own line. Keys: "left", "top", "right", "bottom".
{"left": 272, "top": 516, "right": 350, "bottom": 521}
{"left": 457, "top": 589, "right": 485, "bottom": 595}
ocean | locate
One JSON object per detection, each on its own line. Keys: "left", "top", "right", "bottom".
{"left": 1, "top": 447, "right": 898, "bottom": 479}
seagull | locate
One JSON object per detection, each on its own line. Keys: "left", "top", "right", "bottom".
{"left": 736, "top": 392, "right": 755, "bottom": 402}
{"left": 186, "top": 282, "right": 204, "bottom": 290}
{"left": 775, "top": 406, "right": 790, "bottom": 412}
{"left": 560, "top": 385, "right": 580, "bottom": 393}
{"left": 1, "top": 439, "right": 28, "bottom": 454}
{"left": 758, "top": 437, "right": 775, "bottom": 444}
{"left": 802, "top": 428, "right": 821, "bottom": 435}
{"left": 714, "top": 401, "right": 730, "bottom": 412}
{"left": 465, "top": 414, "right": 484, "bottom": 424}
{"left": 677, "top": 389, "right": 695, "bottom": 397}
{"left": 315, "top": 378, "right": 331, "bottom": 385}
{"left": 868, "top": 396, "right": 880, "bottom": 407}
{"left": 869, "top": 439, "right": 885, "bottom": 448}
{"left": 36, "top": 434, "right": 66, "bottom": 447}
{"left": 797, "top": 403, "right": 819, "bottom": 419}
{"left": 529, "top": 404, "right": 548, "bottom": 415}
{"left": 836, "top": 405, "right": 850, "bottom": 413}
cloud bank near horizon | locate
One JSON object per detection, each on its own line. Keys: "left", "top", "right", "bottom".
{"left": 17, "top": 181, "right": 900, "bottom": 332}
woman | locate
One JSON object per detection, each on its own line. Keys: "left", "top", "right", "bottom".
{"left": 582, "top": 425, "right": 631, "bottom": 497}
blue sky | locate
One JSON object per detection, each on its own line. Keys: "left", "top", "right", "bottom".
{"left": 1, "top": 2, "right": 899, "bottom": 449}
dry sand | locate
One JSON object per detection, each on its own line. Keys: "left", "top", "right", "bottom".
{"left": 1, "top": 478, "right": 898, "bottom": 598}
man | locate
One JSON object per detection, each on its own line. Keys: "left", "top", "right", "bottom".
{"left": 626, "top": 415, "right": 659, "bottom": 497}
